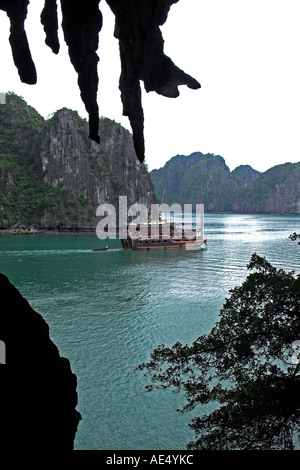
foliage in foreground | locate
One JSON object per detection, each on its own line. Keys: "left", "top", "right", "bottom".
{"left": 139, "top": 244, "right": 300, "bottom": 450}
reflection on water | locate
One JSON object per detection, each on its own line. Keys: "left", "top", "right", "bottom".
{"left": 0, "top": 214, "right": 299, "bottom": 449}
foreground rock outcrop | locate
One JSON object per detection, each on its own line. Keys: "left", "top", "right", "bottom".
{"left": 0, "top": 274, "right": 81, "bottom": 450}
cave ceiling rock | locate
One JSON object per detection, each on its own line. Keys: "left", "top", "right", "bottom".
{"left": 0, "top": 0, "right": 200, "bottom": 162}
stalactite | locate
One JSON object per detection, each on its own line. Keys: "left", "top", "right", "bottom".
{"left": 1, "top": 0, "right": 37, "bottom": 84}
{"left": 41, "top": 0, "right": 60, "bottom": 54}
{"left": 0, "top": 0, "right": 200, "bottom": 162}
{"left": 60, "top": 0, "right": 102, "bottom": 144}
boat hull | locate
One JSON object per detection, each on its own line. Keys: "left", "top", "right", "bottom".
{"left": 121, "top": 236, "right": 207, "bottom": 250}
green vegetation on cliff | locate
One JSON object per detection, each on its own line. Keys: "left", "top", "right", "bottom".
{"left": 0, "top": 93, "right": 65, "bottom": 226}
{"left": 0, "top": 93, "right": 154, "bottom": 230}
{"left": 151, "top": 152, "right": 300, "bottom": 214}
{"left": 233, "top": 163, "right": 300, "bottom": 214}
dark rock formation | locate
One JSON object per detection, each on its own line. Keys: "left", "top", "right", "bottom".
{"left": 151, "top": 152, "right": 300, "bottom": 214}
{"left": 0, "top": 273, "right": 81, "bottom": 450}
{"left": 0, "top": 0, "right": 37, "bottom": 85}
{"left": 60, "top": 0, "right": 102, "bottom": 144}
{"left": 0, "top": 0, "right": 200, "bottom": 162}
{"left": 106, "top": 0, "right": 200, "bottom": 162}
{"left": 41, "top": 0, "right": 60, "bottom": 54}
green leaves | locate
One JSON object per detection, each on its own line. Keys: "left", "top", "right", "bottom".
{"left": 139, "top": 244, "right": 300, "bottom": 449}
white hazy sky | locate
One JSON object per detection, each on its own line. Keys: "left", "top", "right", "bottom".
{"left": 0, "top": 0, "right": 300, "bottom": 173}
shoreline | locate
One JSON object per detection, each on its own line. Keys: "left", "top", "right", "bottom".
{"left": 0, "top": 212, "right": 298, "bottom": 236}
{"left": 0, "top": 228, "right": 97, "bottom": 236}
{"left": 0, "top": 228, "right": 120, "bottom": 236}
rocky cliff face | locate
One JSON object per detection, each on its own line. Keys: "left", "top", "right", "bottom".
{"left": 151, "top": 152, "right": 241, "bottom": 212}
{"left": 0, "top": 93, "right": 155, "bottom": 231}
{"left": 231, "top": 165, "right": 261, "bottom": 187}
{"left": 150, "top": 152, "right": 206, "bottom": 204}
{"left": 39, "top": 107, "right": 154, "bottom": 230}
{"left": 151, "top": 153, "right": 300, "bottom": 214}
{"left": 41, "top": 109, "right": 152, "bottom": 207}
{"left": 232, "top": 163, "right": 300, "bottom": 214}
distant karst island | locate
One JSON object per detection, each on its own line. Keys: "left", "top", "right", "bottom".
{"left": 151, "top": 152, "right": 300, "bottom": 214}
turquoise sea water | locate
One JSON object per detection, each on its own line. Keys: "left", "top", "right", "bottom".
{"left": 0, "top": 213, "right": 299, "bottom": 450}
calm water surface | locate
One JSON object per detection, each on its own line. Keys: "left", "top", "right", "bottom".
{"left": 0, "top": 214, "right": 299, "bottom": 450}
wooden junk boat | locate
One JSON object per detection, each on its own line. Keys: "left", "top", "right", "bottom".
{"left": 121, "top": 185, "right": 207, "bottom": 250}
{"left": 120, "top": 221, "right": 207, "bottom": 250}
